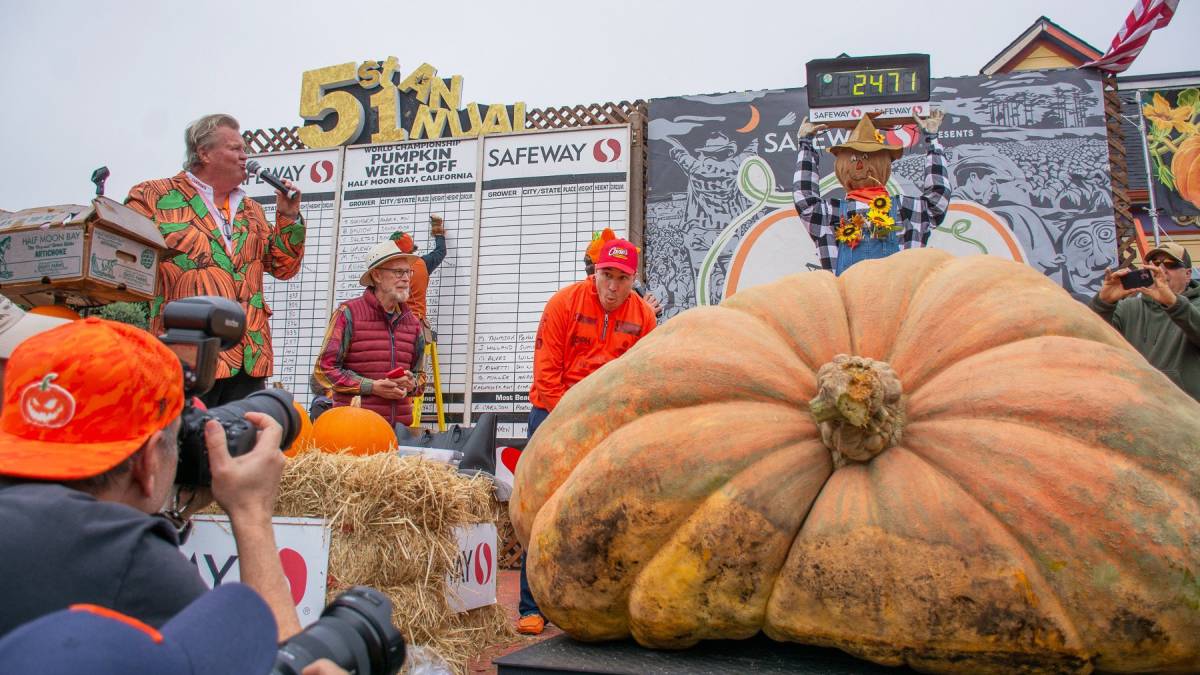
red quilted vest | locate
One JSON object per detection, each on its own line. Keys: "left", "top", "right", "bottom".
{"left": 334, "top": 291, "right": 421, "bottom": 425}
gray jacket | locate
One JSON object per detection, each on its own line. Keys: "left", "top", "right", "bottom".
{"left": 1090, "top": 280, "right": 1200, "bottom": 401}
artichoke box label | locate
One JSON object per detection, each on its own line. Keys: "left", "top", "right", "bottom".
{"left": 0, "top": 226, "right": 85, "bottom": 282}
{"left": 88, "top": 228, "right": 158, "bottom": 295}
{"left": 447, "top": 523, "right": 497, "bottom": 612}
{"left": 180, "top": 515, "right": 331, "bottom": 628}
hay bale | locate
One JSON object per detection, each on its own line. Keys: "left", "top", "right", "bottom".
{"left": 273, "top": 449, "right": 514, "bottom": 673}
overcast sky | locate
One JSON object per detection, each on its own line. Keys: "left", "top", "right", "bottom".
{"left": 1, "top": 0, "right": 1194, "bottom": 209}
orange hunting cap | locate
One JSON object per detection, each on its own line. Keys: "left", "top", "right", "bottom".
{"left": 0, "top": 318, "right": 184, "bottom": 480}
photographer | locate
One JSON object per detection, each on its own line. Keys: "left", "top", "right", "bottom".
{"left": 1090, "top": 242, "right": 1200, "bottom": 401}
{"left": 0, "top": 317, "right": 301, "bottom": 640}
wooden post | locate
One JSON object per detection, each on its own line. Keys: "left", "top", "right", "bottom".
{"left": 1102, "top": 71, "right": 1140, "bottom": 267}
{"left": 628, "top": 105, "right": 648, "bottom": 280}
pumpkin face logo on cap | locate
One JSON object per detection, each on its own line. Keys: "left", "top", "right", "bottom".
{"left": 20, "top": 373, "right": 77, "bottom": 429}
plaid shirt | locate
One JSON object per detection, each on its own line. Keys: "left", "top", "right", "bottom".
{"left": 793, "top": 134, "right": 950, "bottom": 272}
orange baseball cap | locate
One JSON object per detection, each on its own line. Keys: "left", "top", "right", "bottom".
{"left": 0, "top": 317, "right": 184, "bottom": 480}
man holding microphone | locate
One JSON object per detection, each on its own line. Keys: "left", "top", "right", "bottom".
{"left": 126, "top": 113, "right": 305, "bottom": 407}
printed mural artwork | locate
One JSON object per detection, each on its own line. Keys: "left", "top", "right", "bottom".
{"left": 645, "top": 69, "right": 1114, "bottom": 316}
{"left": 1140, "top": 87, "right": 1200, "bottom": 218}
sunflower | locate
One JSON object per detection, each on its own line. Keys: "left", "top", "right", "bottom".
{"left": 874, "top": 130, "right": 886, "bottom": 143}
{"left": 836, "top": 217, "right": 863, "bottom": 248}
{"left": 871, "top": 194, "right": 892, "bottom": 212}
{"left": 1143, "top": 92, "right": 1196, "bottom": 136}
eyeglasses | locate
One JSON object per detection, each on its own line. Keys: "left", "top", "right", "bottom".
{"left": 375, "top": 267, "right": 414, "bottom": 277}
{"left": 1149, "top": 259, "right": 1184, "bottom": 270}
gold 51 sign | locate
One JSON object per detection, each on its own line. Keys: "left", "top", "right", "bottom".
{"left": 298, "top": 58, "right": 527, "bottom": 148}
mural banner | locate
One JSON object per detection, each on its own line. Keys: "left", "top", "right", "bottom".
{"left": 1140, "top": 88, "right": 1200, "bottom": 218}
{"left": 646, "top": 69, "right": 1114, "bottom": 315}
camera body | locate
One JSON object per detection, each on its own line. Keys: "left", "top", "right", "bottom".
{"left": 1120, "top": 267, "right": 1155, "bottom": 290}
{"left": 273, "top": 586, "right": 406, "bottom": 675}
{"left": 159, "top": 296, "right": 299, "bottom": 486}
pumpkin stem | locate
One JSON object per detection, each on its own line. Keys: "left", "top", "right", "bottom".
{"left": 40, "top": 373, "right": 58, "bottom": 391}
{"left": 350, "top": 395, "right": 362, "bottom": 408}
{"left": 808, "top": 354, "right": 905, "bottom": 468}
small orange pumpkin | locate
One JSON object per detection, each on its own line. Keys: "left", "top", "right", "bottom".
{"left": 1171, "top": 135, "right": 1200, "bottom": 208}
{"left": 28, "top": 304, "right": 81, "bottom": 320}
{"left": 312, "top": 396, "right": 395, "bottom": 456}
{"left": 284, "top": 401, "right": 315, "bottom": 458}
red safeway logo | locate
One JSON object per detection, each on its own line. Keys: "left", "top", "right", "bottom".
{"left": 473, "top": 542, "right": 494, "bottom": 585}
{"left": 310, "top": 160, "right": 335, "bottom": 183}
{"left": 278, "top": 547, "right": 307, "bottom": 605}
{"left": 593, "top": 138, "right": 622, "bottom": 163}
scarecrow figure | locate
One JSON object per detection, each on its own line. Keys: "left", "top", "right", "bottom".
{"left": 793, "top": 111, "right": 949, "bottom": 274}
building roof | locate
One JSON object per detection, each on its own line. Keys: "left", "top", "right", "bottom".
{"left": 981, "top": 16, "right": 1104, "bottom": 75}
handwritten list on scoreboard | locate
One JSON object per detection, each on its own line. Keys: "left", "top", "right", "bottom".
{"left": 245, "top": 149, "right": 342, "bottom": 409}
{"left": 472, "top": 127, "right": 631, "bottom": 441}
{"left": 336, "top": 139, "right": 478, "bottom": 422}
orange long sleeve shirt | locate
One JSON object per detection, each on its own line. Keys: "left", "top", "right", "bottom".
{"left": 529, "top": 277, "right": 657, "bottom": 412}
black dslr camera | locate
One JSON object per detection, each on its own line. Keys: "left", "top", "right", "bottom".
{"left": 159, "top": 296, "right": 300, "bottom": 486}
{"left": 273, "top": 586, "right": 406, "bottom": 675}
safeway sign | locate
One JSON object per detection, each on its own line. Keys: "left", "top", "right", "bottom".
{"left": 179, "top": 515, "right": 331, "bottom": 627}
{"left": 447, "top": 523, "right": 497, "bottom": 612}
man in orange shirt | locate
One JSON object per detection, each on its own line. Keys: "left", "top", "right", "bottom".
{"left": 518, "top": 237, "right": 657, "bottom": 634}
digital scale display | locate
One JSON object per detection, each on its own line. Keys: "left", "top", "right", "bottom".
{"left": 805, "top": 53, "right": 932, "bottom": 126}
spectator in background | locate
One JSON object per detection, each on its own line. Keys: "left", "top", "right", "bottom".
{"left": 1090, "top": 242, "right": 1200, "bottom": 401}
{"left": 394, "top": 214, "right": 448, "bottom": 326}
{"left": 0, "top": 318, "right": 300, "bottom": 640}
{"left": 518, "top": 238, "right": 658, "bottom": 635}
{"left": 126, "top": 113, "right": 305, "bottom": 408}
{"left": 313, "top": 235, "right": 423, "bottom": 426}
{"left": 0, "top": 297, "right": 70, "bottom": 403}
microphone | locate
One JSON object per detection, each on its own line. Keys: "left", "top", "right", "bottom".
{"left": 245, "top": 160, "right": 299, "bottom": 199}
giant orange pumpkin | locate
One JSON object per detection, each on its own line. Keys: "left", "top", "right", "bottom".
{"left": 1171, "top": 135, "right": 1200, "bottom": 209}
{"left": 312, "top": 396, "right": 396, "bottom": 456}
{"left": 510, "top": 249, "right": 1200, "bottom": 673}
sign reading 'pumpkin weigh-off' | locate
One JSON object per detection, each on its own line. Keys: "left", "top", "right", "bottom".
{"left": 299, "top": 59, "right": 526, "bottom": 148}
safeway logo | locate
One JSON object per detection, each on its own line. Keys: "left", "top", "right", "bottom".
{"left": 279, "top": 547, "right": 308, "bottom": 605}
{"left": 593, "top": 138, "right": 621, "bottom": 163}
{"left": 310, "top": 160, "right": 335, "bottom": 183}
{"left": 473, "top": 542, "right": 494, "bottom": 585}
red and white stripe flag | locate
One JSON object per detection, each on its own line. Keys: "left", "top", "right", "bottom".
{"left": 1082, "top": 0, "right": 1180, "bottom": 72}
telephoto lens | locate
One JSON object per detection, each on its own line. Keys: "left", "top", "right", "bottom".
{"left": 273, "top": 586, "right": 406, "bottom": 675}
{"left": 175, "top": 388, "right": 301, "bottom": 486}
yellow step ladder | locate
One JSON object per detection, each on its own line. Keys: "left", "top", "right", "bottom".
{"left": 410, "top": 335, "right": 446, "bottom": 431}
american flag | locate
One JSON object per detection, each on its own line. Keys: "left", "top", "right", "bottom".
{"left": 1082, "top": 0, "right": 1180, "bottom": 72}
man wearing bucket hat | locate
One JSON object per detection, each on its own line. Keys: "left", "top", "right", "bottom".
{"left": 0, "top": 318, "right": 301, "bottom": 640}
{"left": 518, "top": 237, "right": 658, "bottom": 634}
{"left": 794, "top": 111, "right": 950, "bottom": 274}
{"left": 312, "top": 233, "right": 424, "bottom": 426}
{"left": 0, "top": 583, "right": 349, "bottom": 675}
{"left": 1091, "top": 242, "right": 1200, "bottom": 401}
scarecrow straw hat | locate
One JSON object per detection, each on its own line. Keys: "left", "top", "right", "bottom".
{"left": 830, "top": 114, "right": 903, "bottom": 160}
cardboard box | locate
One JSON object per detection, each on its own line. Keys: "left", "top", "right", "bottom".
{"left": 0, "top": 198, "right": 168, "bottom": 307}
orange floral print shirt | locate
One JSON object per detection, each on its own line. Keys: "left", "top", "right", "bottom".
{"left": 125, "top": 172, "right": 305, "bottom": 379}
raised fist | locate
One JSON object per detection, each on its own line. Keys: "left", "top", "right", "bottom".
{"left": 429, "top": 214, "right": 445, "bottom": 237}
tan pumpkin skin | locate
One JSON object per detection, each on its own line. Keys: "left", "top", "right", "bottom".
{"left": 510, "top": 249, "right": 1200, "bottom": 673}
{"left": 1171, "top": 136, "right": 1200, "bottom": 208}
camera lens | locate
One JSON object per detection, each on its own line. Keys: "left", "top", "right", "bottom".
{"left": 175, "top": 388, "right": 302, "bottom": 487}
{"left": 273, "top": 587, "right": 406, "bottom": 675}
{"left": 208, "top": 388, "right": 301, "bottom": 452}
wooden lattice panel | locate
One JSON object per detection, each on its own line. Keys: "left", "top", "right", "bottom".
{"left": 1102, "top": 73, "right": 1139, "bottom": 267}
{"left": 243, "top": 127, "right": 306, "bottom": 155}
{"left": 524, "top": 100, "right": 647, "bottom": 130}
{"left": 496, "top": 507, "right": 523, "bottom": 569}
